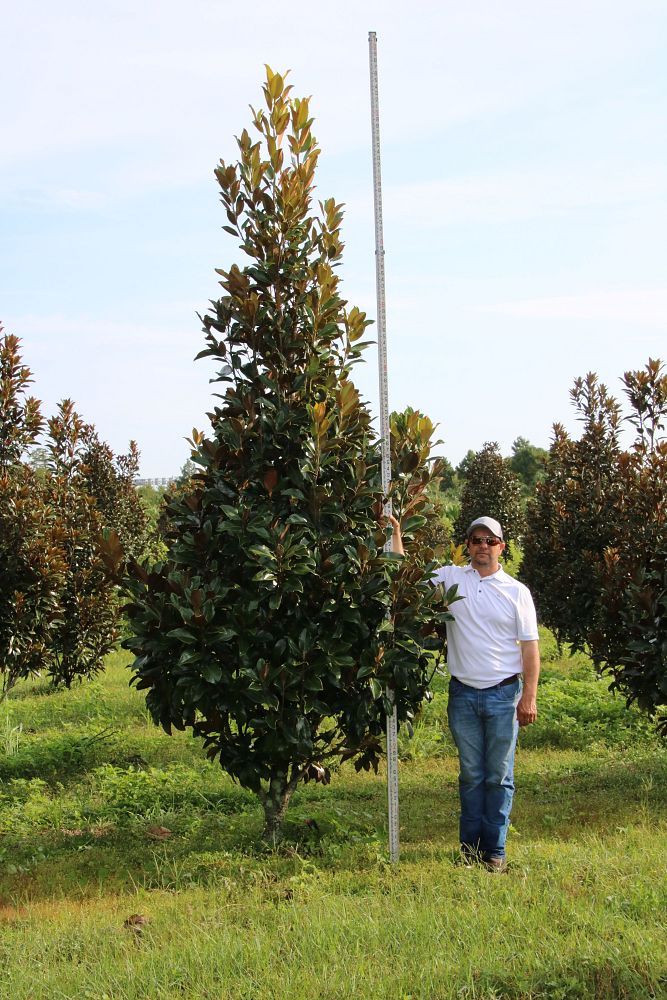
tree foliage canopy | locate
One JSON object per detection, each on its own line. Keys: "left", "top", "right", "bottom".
{"left": 0, "top": 329, "right": 43, "bottom": 472}
{"left": 1, "top": 330, "right": 61, "bottom": 693}
{"left": 390, "top": 407, "right": 452, "bottom": 556}
{"left": 116, "top": 69, "right": 455, "bottom": 838}
{"left": 0, "top": 328, "right": 147, "bottom": 695}
{"left": 41, "top": 403, "right": 110, "bottom": 687}
{"left": 453, "top": 441, "right": 526, "bottom": 548}
{"left": 521, "top": 360, "right": 667, "bottom": 729}
{"left": 509, "top": 436, "right": 548, "bottom": 495}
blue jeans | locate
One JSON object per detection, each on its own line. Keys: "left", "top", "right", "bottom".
{"left": 447, "top": 676, "right": 521, "bottom": 860}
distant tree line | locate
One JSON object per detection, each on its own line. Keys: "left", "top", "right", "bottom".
{"left": 522, "top": 360, "right": 667, "bottom": 732}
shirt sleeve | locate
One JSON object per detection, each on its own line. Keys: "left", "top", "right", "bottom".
{"left": 514, "top": 585, "right": 539, "bottom": 641}
{"left": 431, "top": 565, "right": 455, "bottom": 588}
{"left": 431, "top": 563, "right": 463, "bottom": 590}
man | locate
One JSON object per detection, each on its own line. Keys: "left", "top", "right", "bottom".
{"left": 390, "top": 514, "right": 540, "bottom": 871}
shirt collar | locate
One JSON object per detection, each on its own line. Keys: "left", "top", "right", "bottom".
{"left": 465, "top": 563, "right": 506, "bottom": 581}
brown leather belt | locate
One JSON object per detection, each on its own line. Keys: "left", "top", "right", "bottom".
{"left": 496, "top": 674, "right": 519, "bottom": 687}
{"left": 452, "top": 674, "right": 519, "bottom": 689}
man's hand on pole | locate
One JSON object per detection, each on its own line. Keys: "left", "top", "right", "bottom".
{"left": 381, "top": 513, "right": 404, "bottom": 556}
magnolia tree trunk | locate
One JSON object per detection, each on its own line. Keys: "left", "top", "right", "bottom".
{"left": 259, "top": 767, "right": 301, "bottom": 843}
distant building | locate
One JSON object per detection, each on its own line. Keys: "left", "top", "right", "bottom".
{"left": 134, "top": 477, "right": 175, "bottom": 488}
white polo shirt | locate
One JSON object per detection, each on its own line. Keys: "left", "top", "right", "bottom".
{"left": 432, "top": 564, "right": 539, "bottom": 689}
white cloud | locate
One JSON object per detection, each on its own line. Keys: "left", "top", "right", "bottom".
{"left": 481, "top": 289, "right": 667, "bottom": 326}
{"left": 379, "top": 166, "right": 667, "bottom": 229}
{"left": 8, "top": 314, "right": 197, "bottom": 348}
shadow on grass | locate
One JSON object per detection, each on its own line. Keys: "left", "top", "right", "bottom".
{"left": 1, "top": 749, "right": 666, "bottom": 904}
{"left": 0, "top": 727, "right": 210, "bottom": 787}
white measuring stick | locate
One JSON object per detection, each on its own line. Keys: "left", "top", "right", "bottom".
{"left": 369, "top": 29, "right": 399, "bottom": 864}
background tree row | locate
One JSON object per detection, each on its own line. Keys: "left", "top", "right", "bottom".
{"left": 0, "top": 328, "right": 149, "bottom": 696}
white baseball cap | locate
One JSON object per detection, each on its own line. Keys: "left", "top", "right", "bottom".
{"left": 467, "top": 516, "right": 504, "bottom": 541}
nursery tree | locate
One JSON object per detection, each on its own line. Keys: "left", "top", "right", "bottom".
{"left": 453, "top": 441, "right": 525, "bottom": 548}
{"left": 117, "top": 69, "right": 455, "bottom": 839}
{"left": 522, "top": 361, "right": 667, "bottom": 729}
{"left": 44, "top": 401, "right": 120, "bottom": 688}
{"left": 0, "top": 330, "right": 66, "bottom": 695}
{"left": 509, "top": 436, "right": 548, "bottom": 496}
{"left": 0, "top": 328, "right": 43, "bottom": 473}
{"left": 0, "top": 330, "right": 143, "bottom": 693}
{"left": 79, "top": 429, "right": 149, "bottom": 562}
{"left": 521, "top": 375, "right": 621, "bottom": 655}
{"left": 455, "top": 449, "right": 476, "bottom": 483}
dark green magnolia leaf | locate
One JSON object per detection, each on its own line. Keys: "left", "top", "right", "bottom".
{"left": 178, "top": 650, "right": 201, "bottom": 666}
{"left": 167, "top": 628, "right": 198, "bottom": 644}
{"left": 201, "top": 662, "right": 223, "bottom": 683}
{"left": 303, "top": 673, "right": 323, "bottom": 691}
{"left": 401, "top": 515, "right": 427, "bottom": 534}
{"left": 248, "top": 545, "right": 273, "bottom": 560}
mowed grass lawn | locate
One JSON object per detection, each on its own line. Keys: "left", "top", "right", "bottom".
{"left": 0, "top": 630, "right": 665, "bottom": 999}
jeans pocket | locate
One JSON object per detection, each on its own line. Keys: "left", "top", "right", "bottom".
{"left": 499, "top": 679, "right": 521, "bottom": 702}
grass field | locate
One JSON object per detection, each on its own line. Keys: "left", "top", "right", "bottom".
{"left": 1, "top": 630, "right": 666, "bottom": 999}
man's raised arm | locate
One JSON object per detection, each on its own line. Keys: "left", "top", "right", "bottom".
{"left": 387, "top": 514, "right": 404, "bottom": 556}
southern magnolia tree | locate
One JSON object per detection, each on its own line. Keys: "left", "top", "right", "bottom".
{"left": 522, "top": 361, "right": 667, "bottom": 730}
{"left": 43, "top": 401, "right": 122, "bottom": 688}
{"left": 79, "top": 430, "right": 148, "bottom": 563}
{"left": 0, "top": 328, "right": 147, "bottom": 695}
{"left": 0, "top": 330, "right": 64, "bottom": 695}
{"left": 118, "top": 69, "right": 455, "bottom": 839}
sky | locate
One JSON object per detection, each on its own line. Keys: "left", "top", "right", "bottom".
{"left": 2, "top": 0, "right": 666, "bottom": 477}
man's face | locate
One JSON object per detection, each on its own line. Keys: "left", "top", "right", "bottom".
{"left": 466, "top": 529, "right": 505, "bottom": 574}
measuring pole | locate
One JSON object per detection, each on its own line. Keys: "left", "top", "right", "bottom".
{"left": 369, "top": 30, "right": 399, "bottom": 864}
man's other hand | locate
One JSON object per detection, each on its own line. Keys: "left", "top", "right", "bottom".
{"left": 517, "top": 693, "right": 537, "bottom": 727}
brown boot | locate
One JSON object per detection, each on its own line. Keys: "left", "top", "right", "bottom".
{"left": 484, "top": 856, "right": 507, "bottom": 873}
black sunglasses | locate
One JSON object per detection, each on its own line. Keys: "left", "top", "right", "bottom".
{"left": 469, "top": 535, "right": 502, "bottom": 547}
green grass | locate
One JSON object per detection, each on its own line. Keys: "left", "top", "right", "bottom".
{"left": 0, "top": 640, "right": 666, "bottom": 999}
